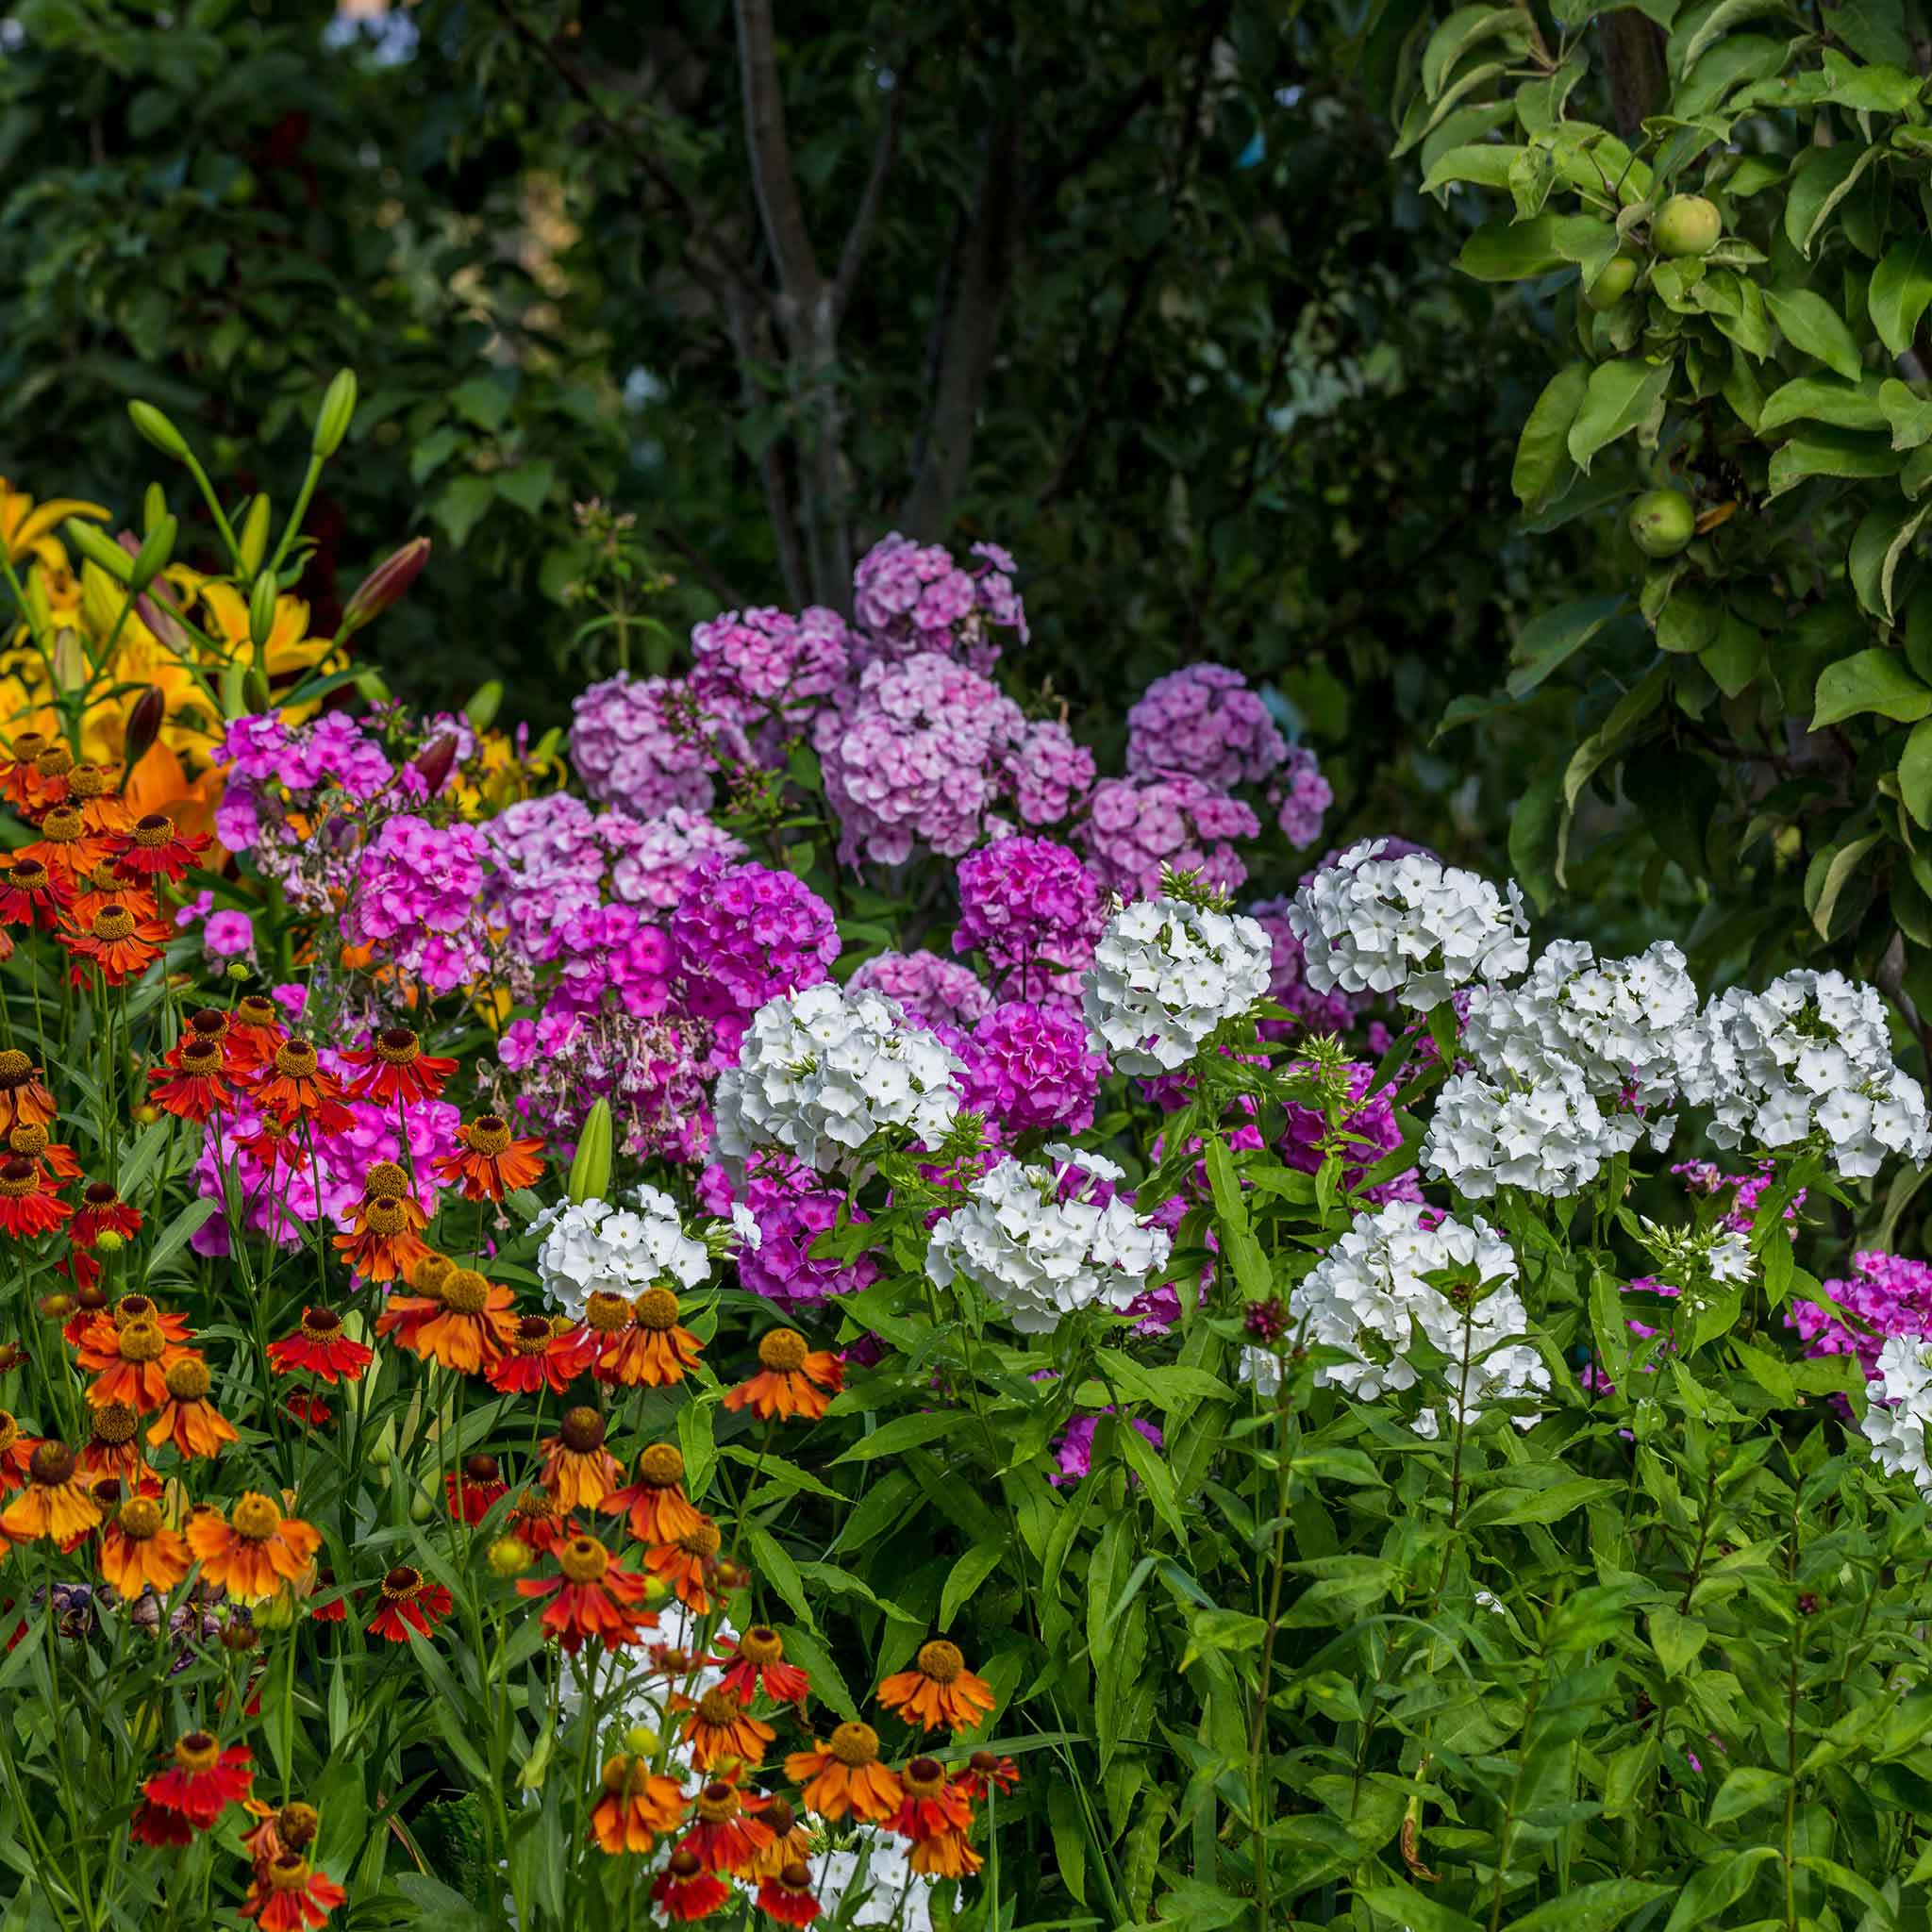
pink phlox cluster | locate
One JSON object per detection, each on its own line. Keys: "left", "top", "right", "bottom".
{"left": 700, "top": 1157, "right": 878, "bottom": 1308}
{"left": 568, "top": 671, "right": 742, "bottom": 818}
{"left": 608, "top": 807, "right": 747, "bottom": 911}
{"left": 845, "top": 950, "right": 992, "bottom": 1032}
{"left": 499, "top": 1007, "right": 712, "bottom": 1166}
{"left": 689, "top": 605, "right": 852, "bottom": 752}
{"left": 1125, "top": 664, "right": 1286, "bottom": 791}
{"left": 670, "top": 858, "right": 841, "bottom": 1056}
{"left": 1077, "top": 774, "right": 1260, "bottom": 900}
{"left": 344, "top": 812, "right": 491, "bottom": 994}
{"left": 1269, "top": 743, "right": 1333, "bottom": 849}
{"left": 958, "top": 999, "right": 1107, "bottom": 1139}
{"left": 851, "top": 533, "right": 1027, "bottom": 671}
{"left": 1788, "top": 1251, "right": 1932, "bottom": 1378}
{"left": 953, "top": 837, "right": 1107, "bottom": 1000}
{"left": 539, "top": 902, "right": 674, "bottom": 1021}
{"left": 1279, "top": 1061, "right": 1421, "bottom": 1204}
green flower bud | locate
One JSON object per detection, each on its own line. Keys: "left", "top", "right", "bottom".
{"left": 567, "top": 1097, "right": 613, "bottom": 1207}
{"left": 142, "top": 484, "right": 168, "bottom": 536}
{"left": 464, "top": 680, "right": 503, "bottom": 733}
{"left": 128, "top": 517, "right": 176, "bottom": 594}
{"left": 311, "top": 369, "right": 358, "bottom": 459}
{"left": 64, "top": 519, "right": 134, "bottom": 583}
{"left": 127, "top": 400, "right": 191, "bottom": 461}
{"left": 239, "top": 495, "right": 272, "bottom": 576}
{"left": 247, "top": 572, "right": 279, "bottom": 651}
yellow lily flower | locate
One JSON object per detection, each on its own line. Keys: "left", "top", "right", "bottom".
{"left": 0, "top": 478, "right": 109, "bottom": 566}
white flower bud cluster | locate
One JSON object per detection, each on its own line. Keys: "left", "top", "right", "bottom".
{"left": 713, "top": 981, "right": 962, "bottom": 1174}
{"left": 925, "top": 1154, "right": 1172, "bottom": 1334}
{"left": 1079, "top": 894, "right": 1272, "bottom": 1074}
{"left": 1286, "top": 840, "right": 1530, "bottom": 1012}
{"left": 1678, "top": 969, "right": 1932, "bottom": 1179}
{"left": 1861, "top": 1336, "right": 1932, "bottom": 1500}
{"left": 1286, "top": 1199, "right": 1548, "bottom": 1427}
{"left": 530, "top": 1185, "right": 712, "bottom": 1321}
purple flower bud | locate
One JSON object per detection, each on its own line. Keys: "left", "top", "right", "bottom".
{"left": 341, "top": 537, "right": 430, "bottom": 635}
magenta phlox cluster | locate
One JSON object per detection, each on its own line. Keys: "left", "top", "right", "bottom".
{"left": 958, "top": 999, "right": 1107, "bottom": 1139}
{"left": 845, "top": 951, "right": 992, "bottom": 1032}
{"left": 851, "top": 533, "right": 1027, "bottom": 671}
{"left": 568, "top": 671, "right": 742, "bottom": 818}
{"left": 1789, "top": 1251, "right": 1932, "bottom": 1377}
{"left": 1126, "top": 664, "right": 1286, "bottom": 791}
{"left": 539, "top": 902, "right": 674, "bottom": 1022}
{"left": 344, "top": 812, "right": 490, "bottom": 993}
{"left": 953, "top": 837, "right": 1106, "bottom": 999}
{"left": 670, "top": 858, "right": 841, "bottom": 1055}
{"left": 500, "top": 1007, "right": 713, "bottom": 1166}
{"left": 1280, "top": 1061, "right": 1421, "bottom": 1204}
{"left": 1050, "top": 1410, "right": 1165, "bottom": 1486}
{"left": 700, "top": 1157, "right": 878, "bottom": 1308}
{"left": 1078, "top": 774, "right": 1260, "bottom": 900}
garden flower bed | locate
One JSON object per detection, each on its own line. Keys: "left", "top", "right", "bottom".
{"left": 4, "top": 389, "right": 1932, "bottom": 1930}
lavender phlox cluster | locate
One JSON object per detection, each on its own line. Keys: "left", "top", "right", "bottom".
{"left": 1286, "top": 1199, "right": 1548, "bottom": 1426}
{"left": 1078, "top": 774, "right": 1260, "bottom": 901}
{"left": 958, "top": 999, "right": 1108, "bottom": 1138}
{"left": 1287, "top": 840, "right": 1531, "bottom": 1012}
{"left": 1005, "top": 715, "right": 1094, "bottom": 827}
{"left": 845, "top": 951, "right": 992, "bottom": 1034}
{"left": 1269, "top": 744, "right": 1333, "bottom": 849}
{"left": 713, "top": 981, "right": 963, "bottom": 1174}
{"left": 1424, "top": 1061, "right": 1636, "bottom": 1200}
{"left": 1245, "top": 896, "right": 1362, "bottom": 1037}
{"left": 530, "top": 1186, "right": 711, "bottom": 1322}
{"left": 670, "top": 858, "right": 841, "bottom": 1054}
{"left": 954, "top": 838, "right": 1108, "bottom": 999}
{"left": 344, "top": 811, "right": 490, "bottom": 993}
{"left": 569, "top": 671, "right": 740, "bottom": 818}
{"left": 1125, "top": 663, "right": 1287, "bottom": 791}
{"left": 925, "top": 1151, "right": 1173, "bottom": 1334}
{"left": 851, "top": 533, "right": 1027, "bottom": 671}
{"left": 700, "top": 1157, "right": 878, "bottom": 1308}
{"left": 688, "top": 605, "right": 853, "bottom": 741}
{"left": 814, "top": 654, "right": 1026, "bottom": 867}
{"left": 1788, "top": 1250, "right": 1932, "bottom": 1377}
{"left": 499, "top": 1007, "right": 712, "bottom": 1165}
{"left": 1860, "top": 1336, "right": 1932, "bottom": 1499}
{"left": 1280, "top": 1060, "right": 1421, "bottom": 1205}
{"left": 1080, "top": 894, "right": 1272, "bottom": 1075}
{"left": 608, "top": 806, "right": 747, "bottom": 910}
{"left": 1678, "top": 969, "right": 1932, "bottom": 1179}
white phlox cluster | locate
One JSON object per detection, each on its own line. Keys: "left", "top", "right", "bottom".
{"left": 531, "top": 1185, "right": 712, "bottom": 1321}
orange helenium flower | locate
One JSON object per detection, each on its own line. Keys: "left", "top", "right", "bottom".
{"left": 604, "top": 1441, "right": 705, "bottom": 1543}
{"left": 955, "top": 1749, "right": 1021, "bottom": 1798}
{"left": 0, "top": 1441, "right": 100, "bottom": 1543}
{"left": 757, "top": 1862, "right": 823, "bottom": 1927}
{"left": 18, "top": 805, "right": 109, "bottom": 886}
{"left": 677, "top": 1688, "right": 776, "bottom": 1772}
{"left": 186, "top": 1493, "right": 322, "bottom": 1602}
{"left": 722, "top": 1326, "right": 843, "bottom": 1422}
{"left": 589, "top": 1754, "right": 687, "bottom": 1855}
{"left": 110, "top": 810, "right": 210, "bottom": 883}
{"left": 604, "top": 1286, "right": 703, "bottom": 1387}
{"left": 405, "top": 1267, "right": 516, "bottom": 1373}
{"left": 0, "top": 1156, "right": 71, "bottom": 1239}
{"left": 486, "top": 1312, "right": 591, "bottom": 1394}
{"left": 58, "top": 901, "right": 171, "bottom": 986}
{"left": 784, "top": 1723, "right": 906, "bottom": 1823}
{"left": 643, "top": 1518, "right": 724, "bottom": 1613}
{"left": 678, "top": 1776, "right": 775, "bottom": 1874}
{"left": 149, "top": 1034, "right": 233, "bottom": 1122}
{"left": 540, "top": 1407, "right": 623, "bottom": 1509}
{"left": 0, "top": 1410, "right": 38, "bottom": 1492}
{"left": 72, "top": 1179, "right": 141, "bottom": 1246}
{"left": 0, "top": 1050, "right": 56, "bottom": 1131}
{"left": 247, "top": 1041, "right": 352, "bottom": 1132}
{"left": 63, "top": 763, "right": 132, "bottom": 837}
{"left": 225, "top": 994, "right": 289, "bottom": 1074}
{"left": 136, "top": 1731, "right": 253, "bottom": 1835}
{"left": 266, "top": 1307, "right": 375, "bottom": 1383}
{"left": 78, "top": 1399, "right": 148, "bottom": 1480}
{"left": 718, "top": 1624, "right": 812, "bottom": 1707}
{"left": 653, "top": 1849, "right": 731, "bottom": 1922}
{"left": 146, "top": 1357, "right": 239, "bottom": 1460}
{"left": 875, "top": 1640, "right": 998, "bottom": 1734}
{"left": 446, "top": 1454, "right": 508, "bottom": 1524}
{"left": 0, "top": 857, "right": 73, "bottom": 929}
{"left": 341, "top": 1027, "right": 456, "bottom": 1107}
{"left": 239, "top": 1853, "right": 348, "bottom": 1929}
{"left": 81, "top": 1315, "right": 191, "bottom": 1413}
{"left": 367, "top": 1564, "right": 453, "bottom": 1643}
{"left": 889, "top": 1755, "right": 977, "bottom": 1843}
{"left": 433, "top": 1113, "right": 545, "bottom": 1201}
{"left": 515, "top": 1532, "right": 657, "bottom": 1654}
{"left": 331, "top": 1192, "right": 430, "bottom": 1284}
{"left": 99, "top": 1495, "right": 192, "bottom": 1595}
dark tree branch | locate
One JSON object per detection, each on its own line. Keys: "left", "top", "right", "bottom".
{"left": 732, "top": 0, "right": 824, "bottom": 310}
{"left": 724, "top": 284, "right": 808, "bottom": 607}
{"left": 1026, "top": 75, "right": 1161, "bottom": 217}
{"left": 491, "top": 0, "right": 765, "bottom": 315}
{"left": 833, "top": 58, "right": 916, "bottom": 322}
{"left": 1600, "top": 10, "right": 1669, "bottom": 137}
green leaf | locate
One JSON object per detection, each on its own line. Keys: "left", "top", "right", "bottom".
{"left": 1507, "top": 594, "right": 1624, "bottom": 698}
{"left": 1767, "top": 427, "right": 1902, "bottom": 496}
{"left": 1811, "top": 648, "right": 1932, "bottom": 726}
{"left": 1764, "top": 286, "right": 1864, "bottom": 381}
{"left": 1878, "top": 378, "right": 1932, "bottom": 451}
{"left": 938, "top": 1540, "right": 1007, "bottom": 1631}
{"left": 429, "top": 474, "right": 497, "bottom": 548}
{"left": 1662, "top": 1848, "right": 1780, "bottom": 1931}
{"left": 1568, "top": 358, "right": 1674, "bottom": 471}
{"left": 448, "top": 375, "right": 512, "bottom": 432}
{"left": 1421, "top": 142, "right": 1524, "bottom": 195}
{"left": 1808, "top": 832, "right": 1883, "bottom": 939}
{"left": 1870, "top": 236, "right": 1932, "bottom": 358}
{"left": 1423, "top": 6, "right": 1529, "bottom": 96}
{"left": 1463, "top": 1477, "right": 1623, "bottom": 1525}
{"left": 1180, "top": 1607, "right": 1270, "bottom": 1670}
{"left": 494, "top": 459, "right": 555, "bottom": 515}
{"left": 775, "top": 1622, "right": 858, "bottom": 1721}
{"left": 746, "top": 1529, "right": 816, "bottom": 1631}
{"left": 1505, "top": 1880, "right": 1675, "bottom": 1932}
{"left": 676, "top": 1397, "right": 716, "bottom": 1503}
{"left": 1849, "top": 499, "right": 1930, "bottom": 621}
{"left": 1513, "top": 362, "right": 1591, "bottom": 509}
{"left": 1458, "top": 213, "right": 1616, "bottom": 281}
{"left": 1508, "top": 765, "right": 1564, "bottom": 913}
{"left": 146, "top": 1196, "right": 219, "bottom": 1274}
{"left": 1900, "top": 717, "right": 1932, "bottom": 826}
{"left": 1357, "top": 1884, "right": 1482, "bottom": 1932}
{"left": 1045, "top": 1781, "right": 1090, "bottom": 1907}
{"left": 1708, "top": 1765, "right": 1790, "bottom": 1825}
{"left": 1784, "top": 142, "right": 1882, "bottom": 257}
{"left": 1119, "top": 1417, "right": 1190, "bottom": 1543}
{"left": 1757, "top": 374, "right": 1887, "bottom": 433}
{"left": 1649, "top": 1605, "right": 1708, "bottom": 1675}
{"left": 832, "top": 1411, "right": 969, "bottom": 1463}
{"left": 1675, "top": 0, "right": 1797, "bottom": 75}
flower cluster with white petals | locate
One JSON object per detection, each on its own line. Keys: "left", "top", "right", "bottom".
{"left": 1461, "top": 938, "right": 1699, "bottom": 1111}
{"left": 811, "top": 1827, "right": 953, "bottom": 1932}
{"left": 1079, "top": 895, "right": 1272, "bottom": 1074}
{"left": 1423, "top": 1062, "right": 1642, "bottom": 1200}
{"left": 530, "top": 1186, "right": 713, "bottom": 1321}
{"left": 1679, "top": 970, "right": 1932, "bottom": 1179}
{"left": 925, "top": 1153, "right": 1173, "bottom": 1334}
{"left": 712, "top": 981, "right": 962, "bottom": 1174}
{"left": 1286, "top": 1200, "right": 1549, "bottom": 1427}
{"left": 1287, "top": 839, "right": 1530, "bottom": 1011}
{"left": 1860, "top": 1336, "right": 1932, "bottom": 1499}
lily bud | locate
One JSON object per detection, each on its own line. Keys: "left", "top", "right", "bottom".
{"left": 128, "top": 517, "right": 176, "bottom": 594}
{"left": 124, "top": 687, "right": 166, "bottom": 764}
{"left": 412, "top": 733, "right": 458, "bottom": 798}
{"left": 311, "top": 369, "right": 358, "bottom": 458}
{"left": 567, "top": 1098, "right": 613, "bottom": 1207}
{"left": 142, "top": 484, "right": 167, "bottom": 536}
{"left": 52, "top": 631, "right": 88, "bottom": 692}
{"left": 464, "top": 679, "right": 503, "bottom": 733}
{"left": 244, "top": 666, "right": 272, "bottom": 715}
{"left": 247, "top": 572, "right": 278, "bottom": 650}
{"left": 64, "top": 519, "right": 134, "bottom": 583}
{"left": 127, "top": 400, "right": 190, "bottom": 461}
{"left": 340, "top": 537, "right": 429, "bottom": 636}
{"left": 238, "top": 494, "right": 272, "bottom": 575}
